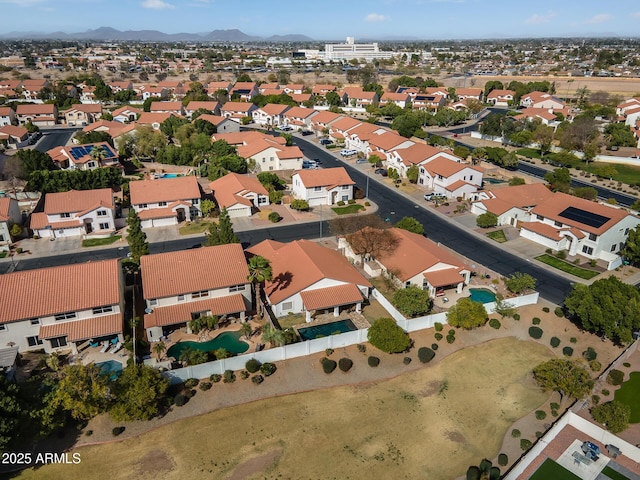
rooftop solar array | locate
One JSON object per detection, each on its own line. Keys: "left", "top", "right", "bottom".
{"left": 558, "top": 206, "right": 610, "bottom": 229}
{"left": 68, "top": 144, "right": 115, "bottom": 161}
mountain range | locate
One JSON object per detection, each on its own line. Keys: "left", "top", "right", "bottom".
{"left": 0, "top": 27, "right": 314, "bottom": 42}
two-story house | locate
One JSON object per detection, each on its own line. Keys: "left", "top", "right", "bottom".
{"left": 419, "top": 155, "right": 484, "bottom": 199}
{"left": 309, "top": 110, "right": 343, "bottom": 134}
{"left": 291, "top": 167, "right": 355, "bottom": 206}
{"left": 184, "top": 101, "right": 220, "bottom": 118}
{"left": 150, "top": 101, "right": 185, "bottom": 116}
{"left": 0, "top": 107, "right": 16, "bottom": 126}
{"left": 129, "top": 176, "right": 202, "bottom": 228}
{"left": 283, "top": 106, "right": 317, "bottom": 130}
{"left": 471, "top": 183, "right": 555, "bottom": 227}
{"left": 212, "top": 131, "right": 303, "bottom": 171}
{"left": 252, "top": 103, "right": 290, "bottom": 128}
{"left": 136, "top": 112, "right": 176, "bottom": 130}
{"left": 379, "top": 92, "right": 410, "bottom": 108}
{"left": 209, "top": 173, "right": 269, "bottom": 218}
{"left": 63, "top": 104, "right": 103, "bottom": 126}
{"left": 46, "top": 142, "right": 120, "bottom": 171}
{"left": 0, "top": 197, "right": 21, "bottom": 252}
{"left": 141, "top": 244, "right": 251, "bottom": 342}
{"left": 0, "top": 260, "right": 124, "bottom": 354}
{"left": 16, "top": 104, "right": 58, "bottom": 126}
{"left": 520, "top": 91, "right": 565, "bottom": 109}
{"left": 0, "top": 125, "right": 30, "bottom": 148}
{"left": 486, "top": 89, "right": 515, "bottom": 107}
{"left": 229, "top": 82, "right": 258, "bottom": 101}
{"left": 220, "top": 102, "right": 258, "bottom": 123}
{"left": 195, "top": 114, "right": 240, "bottom": 133}
{"left": 112, "top": 106, "right": 142, "bottom": 123}
{"left": 30, "top": 188, "right": 116, "bottom": 239}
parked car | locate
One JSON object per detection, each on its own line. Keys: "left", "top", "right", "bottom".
{"left": 355, "top": 158, "right": 368, "bottom": 164}
{"left": 301, "top": 130, "right": 313, "bottom": 136}
{"left": 319, "top": 138, "right": 333, "bottom": 145}
{"left": 340, "top": 149, "right": 357, "bottom": 156}
{"left": 302, "top": 160, "right": 319, "bottom": 169}
{"left": 375, "top": 168, "right": 388, "bottom": 177}
{"left": 280, "top": 125, "right": 294, "bottom": 132}
{"left": 424, "top": 193, "right": 446, "bottom": 201}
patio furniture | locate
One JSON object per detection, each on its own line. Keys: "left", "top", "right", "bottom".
{"left": 89, "top": 340, "right": 100, "bottom": 348}
{"left": 99, "top": 341, "right": 109, "bottom": 353}
{"left": 108, "top": 342, "right": 122, "bottom": 354}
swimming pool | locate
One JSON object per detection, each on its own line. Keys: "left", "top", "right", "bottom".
{"left": 469, "top": 288, "right": 497, "bottom": 304}
{"left": 297, "top": 319, "right": 358, "bottom": 341}
{"left": 160, "top": 173, "right": 180, "bottom": 178}
{"left": 167, "top": 331, "right": 249, "bottom": 359}
{"left": 484, "top": 178, "right": 506, "bottom": 184}
{"left": 95, "top": 359, "right": 123, "bottom": 379}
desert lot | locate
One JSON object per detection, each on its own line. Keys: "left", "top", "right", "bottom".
{"left": 18, "top": 338, "right": 554, "bottom": 480}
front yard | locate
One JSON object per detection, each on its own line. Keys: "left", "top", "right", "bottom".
{"left": 82, "top": 235, "right": 122, "bottom": 247}
{"left": 534, "top": 254, "right": 600, "bottom": 280}
{"left": 178, "top": 220, "right": 214, "bottom": 235}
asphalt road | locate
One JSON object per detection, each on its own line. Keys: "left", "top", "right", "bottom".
{"left": 34, "top": 127, "right": 80, "bottom": 153}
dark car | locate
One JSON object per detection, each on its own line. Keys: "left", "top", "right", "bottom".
{"left": 375, "top": 168, "right": 388, "bottom": 177}
{"left": 319, "top": 139, "right": 333, "bottom": 145}
{"left": 301, "top": 130, "right": 313, "bottom": 136}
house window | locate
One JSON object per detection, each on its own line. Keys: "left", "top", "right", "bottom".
{"left": 192, "top": 290, "right": 209, "bottom": 299}
{"left": 54, "top": 311, "right": 76, "bottom": 321}
{"left": 140, "top": 203, "right": 148, "bottom": 208}
{"left": 554, "top": 221, "right": 562, "bottom": 227}
{"left": 0, "top": 235, "right": 4, "bottom": 242}
{"left": 49, "top": 336, "right": 67, "bottom": 348}
{"left": 611, "top": 244, "right": 617, "bottom": 252}
{"left": 158, "top": 201, "right": 167, "bottom": 207}
{"left": 537, "top": 215, "right": 545, "bottom": 221}
{"left": 282, "top": 301, "right": 293, "bottom": 311}
{"left": 149, "top": 299, "right": 158, "bottom": 307}
{"left": 405, "top": 281, "right": 411, "bottom": 288}
{"left": 27, "top": 336, "right": 43, "bottom": 347}
{"left": 97, "top": 210, "right": 107, "bottom": 216}
{"left": 60, "top": 212, "right": 71, "bottom": 218}
{"left": 177, "top": 294, "right": 186, "bottom": 302}
{"left": 193, "top": 199, "right": 199, "bottom": 205}
{"left": 93, "top": 305, "right": 113, "bottom": 314}
{"left": 314, "top": 187, "right": 322, "bottom": 191}
{"left": 229, "top": 284, "right": 245, "bottom": 293}
{"left": 342, "top": 185, "right": 349, "bottom": 190}
{"left": 30, "top": 318, "right": 40, "bottom": 326}
{"left": 582, "top": 245, "right": 594, "bottom": 255}
{"left": 588, "top": 233, "right": 597, "bottom": 241}
{"left": 625, "top": 228, "right": 630, "bottom": 235}
{"left": 87, "top": 162, "right": 96, "bottom": 168}
{"left": 262, "top": 158, "right": 265, "bottom": 163}
{"left": 0, "top": 324, "right": 6, "bottom": 331}
{"left": 470, "top": 175, "right": 473, "bottom": 181}
{"left": 341, "top": 195, "right": 348, "bottom": 202}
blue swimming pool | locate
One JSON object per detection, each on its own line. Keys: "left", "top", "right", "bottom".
{"left": 298, "top": 319, "right": 358, "bottom": 341}
{"left": 469, "top": 288, "right": 497, "bottom": 304}
{"left": 484, "top": 178, "right": 506, "bottom": 184}
{"left": 160, "top": 173, "right": 180, "bottom": 178}
{"left": 95, "top": 360, "right": 123, "bottom": 379}
{"left": 167, "top": 331, "right": 249, "bottom": 359}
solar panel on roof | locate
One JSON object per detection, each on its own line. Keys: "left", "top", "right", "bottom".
{"left": 558, "top": 206, "right": 610, "bottom": 229}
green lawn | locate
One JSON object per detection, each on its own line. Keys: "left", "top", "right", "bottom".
{"left": 578, "top": 161, "right": 640, "bottom": 186}
{"left": 179, "top": 220, "right": 214, "bottom": 235}
{"left": 486, "top": 229, "right": 507, "bottom": 243}
{"left": 82, "top": 235, "right": 121, "bottom": 248}
{"left": 601, "top": 466, "right": 632, "bottom": 480}
{"left": 277, "top": 314, "right": 306, "bottom": 330}
{"left": 534, "top": 254, "right": 600, "bottom": 280}
{"left": 614, "top": 371, "right": 640, "bottom": 423}
{"left": 517, "top": 148, "right": 542, "bottom": 159}
{"left": 332, "top": 204, "right": 365, "bottom": 215}
{"left": 528, "top": 458, "right": 581, "bottom": 480}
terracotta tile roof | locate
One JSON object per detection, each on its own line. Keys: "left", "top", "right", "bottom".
{"left": 230, "top": 82, "right": 257, "bottom": 92}
{"left": 259, "top": 83, "right": 280, "bottom": 90}
{"left": 455, "top": 88, "right": 482, "bottom": 97}
{"left": 369, "top": 131, "right": 410, "bottom": 151}
{"left": 312, "top": 84, "right": 337, "bottom": 94}
{"left": 300, "top": 283, "right": 364, "bottom": 310}
{"left": 532, "top": 192, "right": 630, "bottom": 235}
{"left": 520, "top": 221, "right": 563, "bottom": 241}
{"left": 39, "top": 313, "right": 123, "bottom": 342}
{"left": 381, "top": 92, "right": 409, "bottom": 102}
{"left": 185, "top": 101, "right": 219, "bottom": 112}
{"left": 130, "top": 176, "right": 201, "bottom": 206}
{"left": 374, "top": 228, "right": 465, "bottom": 282}
{"left": 206, "top": 81, "right": 232, "bottom": 92}
{"left": 246, "top": 239, "right": 371, "bottom": 305}
{"left": 195, "top": 114, "right": 227, "bottom": 126}
{"left": 64, "top": 104, "right": 102, "bottom": 114}
{"left": 487, "top": 89, "right": 515, "bottom": 99}
{"left": 0, "top": 197, "right": 12, "bottom": 221}
{"left": 82, "top": 120, "right": 122, "bottom": 133}
{"left": 112, "top": 106, "right": 142, "bottom": 117}
{"left": 291, "top": 93, "right": 312, "bottom": 103}
{"left": 150, "top": 101, "right": 183, "bottom": 112}
{"left": 276, "top": 145, "right": 303, "bottom": 159}
{"left": 0, "top": 125, "right": 28, "bottom": 138}
{"left": 209, "top": 173, "right": 268, "bottom": 210}
{"left": 445, "top": 179, "right": 473, "bottom": 192}
{"left": 487, "top": 183, "right": 553, "bottom": 209}
{"left": 137, "top": 205, "right": 188, "bottom": 220}
{"left": 260, "top": 88, "right": 283, "bottom": 96}
{"left": 423, "top": 156, "right": 468, "bottom": 177}
{"left": 221, "top": 102, "right": 255, "bottom": 113}
{"left": 0, "top": 260, "right": 121, "bottom": 324}
{"left": 422, "top": 269, "right": 466, "bottom": 288}
{"left": 212, "top": 130, "right": 284, "bottom": 146}
{"left": 144, "top": 294, "right": 247, "bottom": 328}
{"left": 0, "top": 107, "right": 14, "bottom": 116}
{"left": 284, "top": 106, "right": 316, "bottom": 119}
{"left": 310, "top": 110, "right": 343, "bottom": 125}
{"left": 29, "top": 212, "right": 81, "bottom": 230}
{"left": 258, "top": 103, "right": 290, "bottom": 116}
{"left": 16, "top": 104, "right": 56, "bottom": 115}
{"left": 331, "top": 116, "right": 361, "bottom": 132}
{"left": 514, "top": 108, "right": 556, "bottom": 122}
{"left": 44, "top": 188, "right": 114, "bottom": 215}
{"left": 137, "top": 112, "right": 176, "bottom": 125}
{"left": 294, "top": 167, "right": 355, "bottom": 188}
{"left": 140, "top": 244, "right": 249, "bottom": 299}
{"left": 393, "top": 143, "right": 442, "bottom": 165}
{"left": 46, "top": 142, "right": 118, "bottom": 165}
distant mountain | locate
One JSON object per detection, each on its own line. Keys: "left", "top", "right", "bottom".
{"left": 0, "top": 27, "right": 313, "bottom": 42}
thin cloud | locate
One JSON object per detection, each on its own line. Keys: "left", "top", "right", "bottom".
{"left": 0, "top": 0, "right": 46, "bottom": 5}
{"left": 525, "top": 11, "right": 556, "bottom": 25}
{"left": 584, "top": 13, "right": 612, "bottom": 24}
{"left": 632, "top": 12, "right": 640, "bottom": 17}
{"left": 141, "top": 0, "right": 174, "bottom": 9}
{"left": 365, "top": 13, "right": 387, "bottom": 22}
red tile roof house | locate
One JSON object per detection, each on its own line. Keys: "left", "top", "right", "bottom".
{"left": 139, "top": 85, "right": 169, "bottom": 101}
{"left": 385, "top": 142, "right": 459, "bottom": 178}
{"left": 622, "top": 105, "right": 640, "bottom": 127}
{"left": 341, "top": 87, "right": 379, "bottom": 108}
{"left": 229, "top": 82, "right": 258, "bottom": 101}
{"left": 454, "top": 87, "right": 483, "bottom": 101}
{"left": 246, "top": 239, "right": 371, "bottom": 321}
{"left": 220, "top": 101, "right": 257, "bottom": 123}
{"left": 136, "top": 112, "right": 177, "bottom": 130}
{"left": 16, "top": 104, "right": 58, "bottom": 127}
{"left": 257, "top": 83, "right": 281, "bottom": 94}
{"left": 82, "top": 120, "right": 130, "bottom": 138}
{"left": 291, "top": 167, "right": 355, "bottom": 206}
{"left": 195, "top": 114, "right": 239, "bottom": 134}
{"left": 471, "top": 183, "right": 555, "bottom": 227}
{"left": 112, "top": 106, "right": 142, "bottom": 123}
{"left": 150, "top": 101, "right": 185, "bottom": 116}
{"left": 30, "top": 188, "right": 116, "bottom": 239}
{"left": 282, "top": 84, "right": 304, "bottom": 95}
{"left": 616, "top": 97, "right": 640, "bottom": 117}
{"left": 141, "top": 244, "right": 251, "bottom": 342}
{"left": 309, "top": 110, "right": 343, "bottom": 134}
{"left": 0, "top": 197, "right": 21, "bottom": 251}
{"left": 209, "top": 173, "right": 269, "bottom": 218}
{"left": 312, "top": 84, "right": 337, "bottom": 96}
{"left": 520, "top": 192, "right": 640, "bottom": 269}
{"left": 129, "top": 176, "right": 203, "bottom": 228}
{"left": 519, "top": 91, "right": 565, "bottom": 109}
{"left": 47, "top": 142, "right": 120, "bottom": 171}
{"left": 419, "top": 155, "right": 484, "bottom": 199}
{"left": 108, "top": 81, "right": 133, "bottom": 92}
{"left": 513, "top": 107, "right": 558, "bottom": 126}
{"left": 339, "top": 227, "right": 470, "bottom": 297}
{"left": 486, "top": 89, "right": 515, "bottom": 107}
{"left": 0, "top": 106, "right": 16, "bottom": 126}
{"left": 184, "top": 101, "right": 220, "bottom": 118}
{"left": 212, "top": 131, "right": 303, "bottom": 172}
{"left": 328, "top": 115, "right": 362, "bottom": 143}
{"left": 342, "top": 122, "right": 389, "bottom": 152}
{"left": 0, "top": 125, "right": 30, "bottom": 148}
{"left": 20, "top": 79, "right": 50, "bottom": 101}
{"left": 0, "top": 259, "right": 125, "bottom": 354}
{"left": 206, "top": 81, "right": 232, "bottom": 98}
{"left": 63, "top": 103, "right": 103, "bottom": 126}
{"left": 252, "top": 103, "right": 291, "bottom": 128}
{"left": 380, "top": 92, "right": 410, "bottom": 108}
{"left": 283, "top": 106, "right": 318, "bottom": 130}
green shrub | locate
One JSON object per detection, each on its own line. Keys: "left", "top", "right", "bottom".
{"left": 337, "top": 200, "right": 345, "bottom": 206}
{"left": 210, "top": 373, "right": 222, "bottom": 383}
{"left": 321, "top": 358, "right": 337, "bottom": 374}
{"left": 85, "top": 430, "right": 93, "bottom": 436}
{"left": 199, "top": 381, "right": 212, "bottom": 391}
{"left": 368, "top": 356, "right": 380, "bottom": 367}
{"left": 338, "top": 358, "right": 353, "bottom": 372}
{"left": 607, "top": 369, "right": 624, "bottom": 386}
{"left": 624, "top": 362, "right": 631, "bottom": 368}
{"left": 532, "top": 317, "right": 541, "bottom": 325}
{"left": 112, "top": 426, "right": 125, "bottom": 436}
{"left": 513, "top": 313, "right": 520, "bottom": 321}
{"left": 223, "top": 370, "right": 236, "bottom": 383}
{"left": 498, "top": 453, "right": 508, "bottom": 466}
{"left": 550, "top": 337, "right": 561, "bottom": 348}
{"left": 184, "top": 378, "right": 199, "bottom": 388}
{"left": 535, "top": 431, "right": 542, "bottom": 438}
{"left": 489, "top": 318, "right": 501, "bottom": 329}
{"left": 542, "top": 307, "right": 550, "bottom": 313}
{"left": 582, "top": 347, "right": 597, "bottom": 361}
{"left": 520, "top": 439, "right": 532, "bottom": 451}
{"left": 562, "top": 347, "right": 573, "bottom": 357}
{"left": 592, "top": 394, "right": 601, "bottom": 405}
{"left": 528, "top": 326, "right": 543, "bottom": 339}
{"left": 290, "top": 199, "right": 309, "bottom": 211}
{"left": 554, "top": 307, "right": 564, "bottom": 317}
{"left": 570, "top": 337, "right": 577, "bottom": 343}
{"left": 435, "top": 332, "right": 443, "bottom": 341}
{"left": 446, "top": 334, "right": 455, "bottom": 344}
{"left": 174, "top": 394, "right": 188, "bottom": 407}
{"left": 348, "top": 199, "right": 356, "bottom": 205}
{"left": 434, "top": 322, "right": 443, "bottom": 332}
{"left": 418, "top": 347, "right": 436, "bottom": 363}
{"left": 367, "top": 317, "right": 411, "bottom": 353}
{"left": 448, "top": 329, "right": 455, "bottom": 335}
{"left": 357, "top": 344, "right": 366, "bottom": 353}
{"left": 240, "top": 370, "right": 250, "bottom": 380}
{"left": 325, "top": 348, "right": 334, "bottom": 356}
{"left": 403, "top": 357, "right": 412, "bottom": 365}
{"left": 245, "top": 358, "right": 261, "bottom": 373}
{"left": 268, "top": 212, "right": 281, "bottom": 223}
{"left": 364, "top": 201, "right": 371, "bottom": 207}
{"left": 602, "top": 389, "right": 610, "bottom": 396}
{"left": 431, "top": 343, "right": 438, "bottom": 351}
{"left": 535, "top": 410, "right": 547, "bottom": 420}
{"left": 260, "top": 362, "right": 277, "bottom": 377}
{"left": 511, "top": 429, "right": 521, "bottom": 438}
{"left": 467, "top": 466, "right": 481, "bottom": 480}
{"left": 251, "top": 375, "right": 264, "bottom": 385}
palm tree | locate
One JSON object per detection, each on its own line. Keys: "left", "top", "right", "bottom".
{"left": 89, "top": 145, "right": 108, "bottom": 164}
{"left": 239, "top": 322, "right": 252, "bottom": 340}
{"left": 247, "top": 255, "right": 273, "bottom": 320}
{"left": 152, "top": 341, "right": 166, "bottom": 361}
{"left": 261, "top": 323, "right": 285, "bottom": 348}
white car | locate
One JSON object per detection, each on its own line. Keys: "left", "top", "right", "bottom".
{"left": 340, "top": 149, "right": 357, "bottom": 156}
{"left": 280, "top": 125, "right": 294, "bottom": 132}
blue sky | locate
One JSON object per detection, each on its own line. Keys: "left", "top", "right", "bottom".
{"left": 1, "top": 0, "right": 639, "bottom": 39}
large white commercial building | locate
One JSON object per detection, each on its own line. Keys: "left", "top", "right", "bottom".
{"left": 323, "top": 37, "right": 396, "bottom": 62}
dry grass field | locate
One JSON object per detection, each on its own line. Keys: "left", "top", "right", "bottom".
{"left": 18, "top": 338, "right": 554, "bottom": 480}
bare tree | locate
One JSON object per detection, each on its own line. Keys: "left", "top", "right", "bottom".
{"left": 345, "top": 227, "right": 399, "bottom": 261}
{"left": 329, "top": 214, "right": 389, "bottom": 237}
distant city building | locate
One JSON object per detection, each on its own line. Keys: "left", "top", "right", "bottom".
{"left": 322, "top": 37, "right": 396, "bottom": 62}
